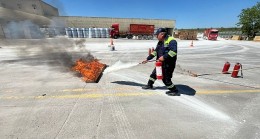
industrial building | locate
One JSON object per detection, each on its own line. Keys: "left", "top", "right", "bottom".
{"left": 0, "top": 0, "right": 176, "bottom": 39}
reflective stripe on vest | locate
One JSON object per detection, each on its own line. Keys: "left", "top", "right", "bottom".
{"left": 168, "top": 50, "right": 177, "bottom": 57}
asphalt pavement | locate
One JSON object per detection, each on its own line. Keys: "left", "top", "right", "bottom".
{"left": 0, "top": 38, "right": 260, "bottom": 139}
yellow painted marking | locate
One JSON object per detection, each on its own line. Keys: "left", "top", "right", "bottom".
{"left": 48, "top": 92, "right": 155, "bottom": 99}
{"left": 61, "top": 87, "right": 135, "bottom": 92}
{"left": 197, "top": 89, "right": 260, "bottom": 94}
{"left": 0, "top": 92, "right": 154, "bottom": 99}
{"left": 0, "top": 92, "right": 156, "bottom": 100}
{"left": 0, "top": 90, "right": 259, "bottom": 100}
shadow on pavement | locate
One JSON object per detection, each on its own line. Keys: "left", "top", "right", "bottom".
{"left": 111, "top": 81, "right": 144, "bottom": 87}
{"left": 111, "top": 81, "right": 196, "bottom": 96}
{"left": 154, "top": 85, "right": 196, "bottom": 96}
{"left": 175, "top": 84, "right": 196, "bottom": 96}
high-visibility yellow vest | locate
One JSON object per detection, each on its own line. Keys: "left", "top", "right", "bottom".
{"left": 164, "top": 36, "right": 175, "bottom": 47}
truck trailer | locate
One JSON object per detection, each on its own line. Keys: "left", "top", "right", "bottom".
{"left": 203, "top": 29, "right": 219, "bottom": 40}
{"left": 110, "top": 23, "right": 155, "bottom": 40}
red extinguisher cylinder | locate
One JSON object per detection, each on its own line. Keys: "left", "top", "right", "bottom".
{"left": 155, "top": 61, "right": 163, "bottom": 80}
{"left": 222, "top": 62, "right": 230, "bottom": 74}
{"left": 231, "top": 63, "right": 241, "bottom": 78}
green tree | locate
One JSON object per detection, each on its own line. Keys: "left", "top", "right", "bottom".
{"left": 237, "top": 2, "right": 260, "bottom": 38}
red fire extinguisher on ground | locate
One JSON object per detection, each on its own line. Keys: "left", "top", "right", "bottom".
{"left": 231, "top": 63, "right": 243, "bottom": 78}
{"left": 155, "top": 61, "right": 163, "bottom": 80}
{"left": 222, "top": 62, "right": 230, "bottom": 74}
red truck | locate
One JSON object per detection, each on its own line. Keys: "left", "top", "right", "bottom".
{"left": 203, "top": 29, "right": 219, "bottom": 40}
{"left": 110, "top": 23, "right": 155, "bottom": 39}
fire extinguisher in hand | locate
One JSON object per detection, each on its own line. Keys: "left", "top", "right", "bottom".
{"left": 156, "top": 61, "right": 163, "bottom": 80}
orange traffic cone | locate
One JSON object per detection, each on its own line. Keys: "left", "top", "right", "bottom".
{"left": 190, "top": 40, "right": 194, "bottom": 47}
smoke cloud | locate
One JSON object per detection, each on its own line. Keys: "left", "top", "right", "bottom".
{"left": 48, "top": 17, "right": 66, "bottom": 36}
{"left": 3, "top": 20, "right": 43, "bottom": 39}
{"left": 2, "top": 38, "right": 94, "bottom": 72}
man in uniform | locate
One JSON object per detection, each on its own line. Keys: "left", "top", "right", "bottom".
{"left": 142, "top": 28, "right": 179, "bottom": 96}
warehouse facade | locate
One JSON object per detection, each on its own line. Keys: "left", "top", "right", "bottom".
{"left": 57, "top": 16, "right": 175, "bottom": 36}
{"left": 0, "top": 0, "right": 176, "bottom": 39}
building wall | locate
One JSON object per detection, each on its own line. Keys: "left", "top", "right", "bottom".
{"left": 0, "top": 6, "right": 51, "bottom": 39}
{"left": 0, "top": 0, "right": 44, "bottom": 15}
{"left": 0, "top": 0, "right": 176, "bottom": 38}
{"left": 0, "top": 7, "right": 51, "bottom": 25}
{"left": 0, "top": 0, "right": 58, "bottom": 16}
{"left": 40, "top": 1, "right": 59, "bottom": 17}
{"left": 57, "top": 16, "right": 175, "bottom": 33}
{"left": 0, "top": 0, "right": 58, "bottom": 38}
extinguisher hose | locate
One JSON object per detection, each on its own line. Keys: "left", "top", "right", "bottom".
{"left": 139, "top": 60, "right": 156, "bottom": 64}
{"left": 240, "top": 63, "right": 243, "bottom": 78}
{"left": 176, "top": 64, "right": 260, "bottom": 78}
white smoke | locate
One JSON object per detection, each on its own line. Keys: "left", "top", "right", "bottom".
{"left": 48, "top": 17, "right": 66, "bottom": 36}
{"left": 3, "top": 20, "right": 43, "bottom": 39}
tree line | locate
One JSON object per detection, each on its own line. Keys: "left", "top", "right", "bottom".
{"left": 178, "top": 2, "right": 260, "bottom": 39}
{"left": 237, "top": 2, "right": 260, "bottom": 38}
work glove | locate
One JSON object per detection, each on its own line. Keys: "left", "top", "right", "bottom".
{"left": 141, "top": 60, "right": 148, "bottom": 64}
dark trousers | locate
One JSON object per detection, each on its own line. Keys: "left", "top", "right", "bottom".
{"left": 148, "top": 63, "right": 176, "bottom": 91}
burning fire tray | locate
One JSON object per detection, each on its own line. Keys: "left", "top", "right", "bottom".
{"left": 72, "top": 59, "right": 107, "bottom": 83}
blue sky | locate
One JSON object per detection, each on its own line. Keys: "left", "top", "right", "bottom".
{"left": 43, "top": 0, "right": 259, "bottom": 29}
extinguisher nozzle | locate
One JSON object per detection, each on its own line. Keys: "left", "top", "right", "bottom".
{"left": 190, "top": 73, "right": 198, "bottom": 77}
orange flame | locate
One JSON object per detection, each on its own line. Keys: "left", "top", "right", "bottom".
{"left": 72, "top": 59, "right": 106, "bottom": 82}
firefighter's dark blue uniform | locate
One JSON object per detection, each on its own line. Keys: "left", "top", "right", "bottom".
{"left": 146, "top": 35, "right": 178, "bottom": 91}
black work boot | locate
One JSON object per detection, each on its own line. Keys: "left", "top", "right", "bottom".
{"left": 166, "top": 89, "right": 180, "bottom": 96}
{"left": 142, "top": 85, "right": 153, "bottom": 90}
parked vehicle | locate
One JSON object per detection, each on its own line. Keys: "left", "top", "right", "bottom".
{"left": 175, "top": 30, "right": 197, "bottom": 40}
{"left": 110, "top": 23, "right": 155, "bottom": 39}
{"left": 203, "top": 29, "right": 219, "bottom": 40}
